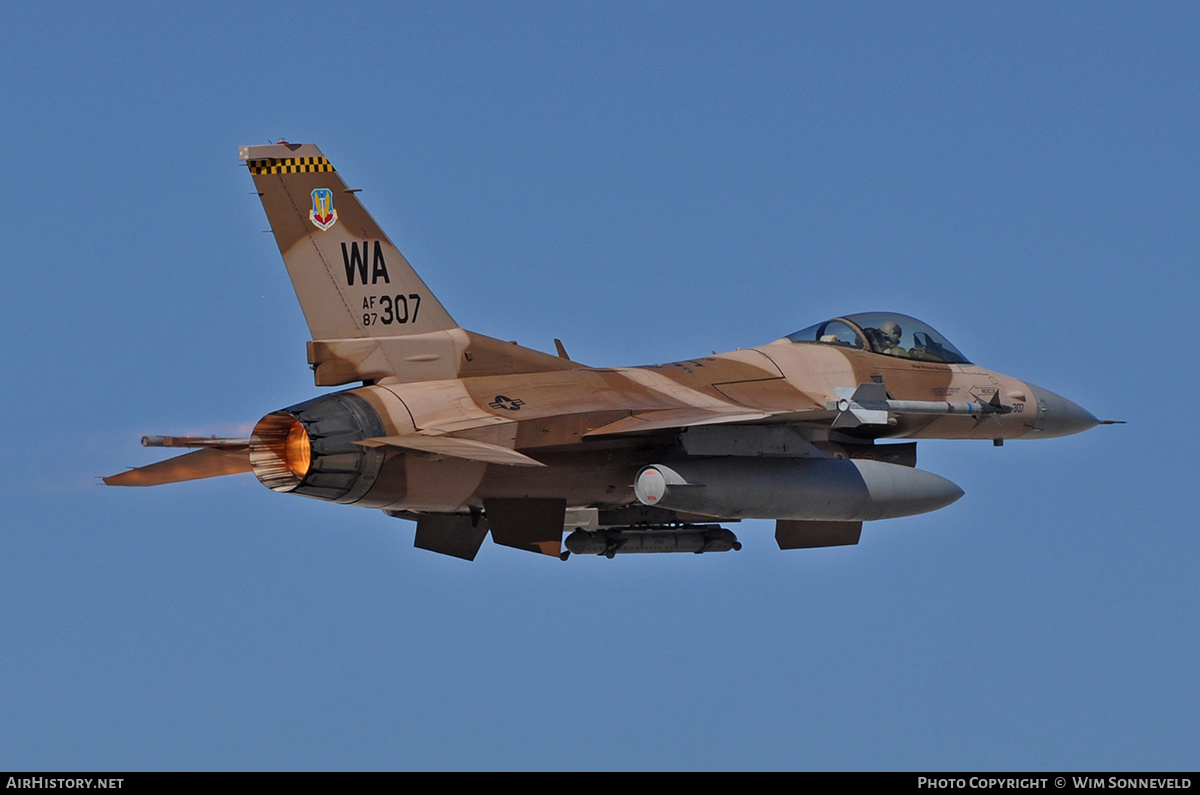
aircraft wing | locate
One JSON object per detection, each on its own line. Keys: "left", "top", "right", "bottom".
{"left": 582, "top": 407, "right": 780, "bottom": 438}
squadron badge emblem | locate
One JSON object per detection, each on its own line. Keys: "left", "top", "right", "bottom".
{"left": 309, "top": 188, "right": 338, "bottom": 231}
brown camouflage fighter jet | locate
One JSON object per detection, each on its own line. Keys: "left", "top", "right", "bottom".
{"left": 105, "top": 142, "right": 1109, "bottom": 561}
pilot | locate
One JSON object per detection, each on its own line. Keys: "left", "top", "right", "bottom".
{"left": 873, "top": 320, "right": 907, "bottom": 357}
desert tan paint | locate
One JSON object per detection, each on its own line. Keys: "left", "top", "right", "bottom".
{"left": 104, "top": 143, "right": 1103, "bottom": 560}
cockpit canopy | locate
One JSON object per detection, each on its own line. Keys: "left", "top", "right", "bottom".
{"left": 786, "top": 312, "right": 971, "bottom": 364}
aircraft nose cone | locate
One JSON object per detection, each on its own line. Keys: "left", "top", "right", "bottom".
{"left": 1026, "top": 383, "right": 1100, "bottom": 438}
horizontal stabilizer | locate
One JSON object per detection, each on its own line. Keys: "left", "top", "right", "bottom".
{"left": 104, "top": 446, "right": 252, "bottom": 487}
{"left": 357, "top": 434, "right": 545, "bottom": 467}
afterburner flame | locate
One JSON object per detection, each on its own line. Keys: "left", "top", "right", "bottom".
{"left": 285, "top": 420, "right": 311, "bottom": 478}
{"left": 249, "top": 411, "right": 312, "bottom": 492}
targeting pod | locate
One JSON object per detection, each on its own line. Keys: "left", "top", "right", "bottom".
{"left": 564, "top": 526, "right": 740, "bottom": 558}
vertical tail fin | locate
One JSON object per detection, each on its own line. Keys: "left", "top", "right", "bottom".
{"left": 240, "top": 143, "right": 457, "bottom": 340}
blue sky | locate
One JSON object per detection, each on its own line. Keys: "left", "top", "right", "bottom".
{"left": 2, "top": 2, "right": 1197, "bottom": 770}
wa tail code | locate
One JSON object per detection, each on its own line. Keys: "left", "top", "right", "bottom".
{"left": 341, "top": 240, "right": 391, "bottom": 286}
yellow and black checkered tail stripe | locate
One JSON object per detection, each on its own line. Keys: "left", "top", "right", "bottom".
{"left": 247, "top": 156, "right": 334, "bottom": 175}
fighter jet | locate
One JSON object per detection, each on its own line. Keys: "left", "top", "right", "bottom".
{"left": 105, "top": 142, "right": 1109, "bottom": 561}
